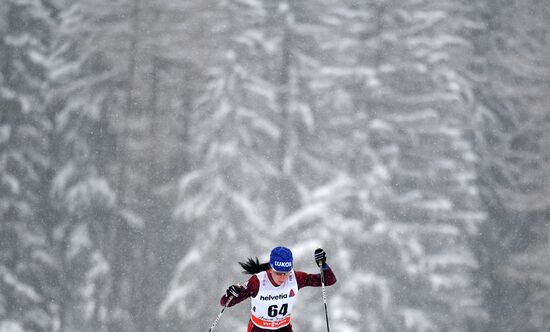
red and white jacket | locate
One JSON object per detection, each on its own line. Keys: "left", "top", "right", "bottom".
{"left": 220, "top": 265, "right": 337, "bottom": 329}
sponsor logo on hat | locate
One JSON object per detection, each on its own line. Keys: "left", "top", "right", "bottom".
{"left": 274, "top": 261, "right": 292, "bottom": 268}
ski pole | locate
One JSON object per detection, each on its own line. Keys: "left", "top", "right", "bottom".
{"left": 208, "top": 296, "right": 233, "bottom": 332}
{"left": 318, "top": 263, "right": 330, "bottom": 332}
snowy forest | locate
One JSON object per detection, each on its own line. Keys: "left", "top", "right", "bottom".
{"left": 1, "top": 0, "right": 550, "bottom": 331}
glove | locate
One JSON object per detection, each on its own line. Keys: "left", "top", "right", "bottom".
{"left": 226, "top": 284, "right": 241, "bottom": 298}
{"left": 314, "top": 248, "right": 327, "bottom": 267}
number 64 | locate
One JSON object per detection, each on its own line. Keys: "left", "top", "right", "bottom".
{"left": 267, "top": 303, "right": 288, "bottom": 317}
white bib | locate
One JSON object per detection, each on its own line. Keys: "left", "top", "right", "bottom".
{"left": 250, "top": 270, "right": 298, "bottom": 330}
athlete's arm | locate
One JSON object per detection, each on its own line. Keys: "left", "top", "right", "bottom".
{"left": 294, "top": 265, "right": 337, "bottom": 289}
{"left": 220, "top": 275, "right": 260, "bottom": 307}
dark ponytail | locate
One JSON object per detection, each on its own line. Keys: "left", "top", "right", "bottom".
{"left": 239, "top": 257, "right": 270, "bottom": 275}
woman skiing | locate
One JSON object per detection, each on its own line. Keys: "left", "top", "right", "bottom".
{"left": 220, "top": 246, "right": 337, "bottom": 332}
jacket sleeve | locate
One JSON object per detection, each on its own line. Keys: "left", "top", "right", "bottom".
{"left": 220, "top": 275, "right": 259, "bottom": 307}
{"left": 294, "top": 264, "right": 337, "bottom": 289}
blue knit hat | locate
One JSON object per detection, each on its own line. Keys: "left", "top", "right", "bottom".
{"left": 270, "top": 246, "right": 293, "bottom": 272}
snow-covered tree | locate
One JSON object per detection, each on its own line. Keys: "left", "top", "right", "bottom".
{"left": 160, "top": 0, "right": 336, "bottom": 329}
{"left": 301, "top": 0, "right": 490, "bottom": 330}
{"left": 470, "top": 0, "right": 550, "bottom": 330}
{"left": 44, "top": 4, "right": 124, "bottom": 331}
{"left": 0, "top": 0, "right": 59, "bottom": 330}
{"left": 1, "top": 1, "right": 123, "bottom": 330}
{"left": 159, "top": 45, "right": 277, "bottom": 329}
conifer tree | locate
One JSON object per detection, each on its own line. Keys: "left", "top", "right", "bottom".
{"left": 0, "top": 0, "right": 59, "bottom": 330}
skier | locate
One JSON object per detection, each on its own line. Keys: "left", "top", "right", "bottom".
{"left": 220, "top": 246, "right": 337, "bottom": 332}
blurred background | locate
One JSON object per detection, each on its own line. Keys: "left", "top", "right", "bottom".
{"left": 1, "top": 0, "right": 550, "bottom": 331}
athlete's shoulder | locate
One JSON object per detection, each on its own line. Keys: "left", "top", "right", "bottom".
{"left": 248, "top": 273, "right": 260, "bottom": 283}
